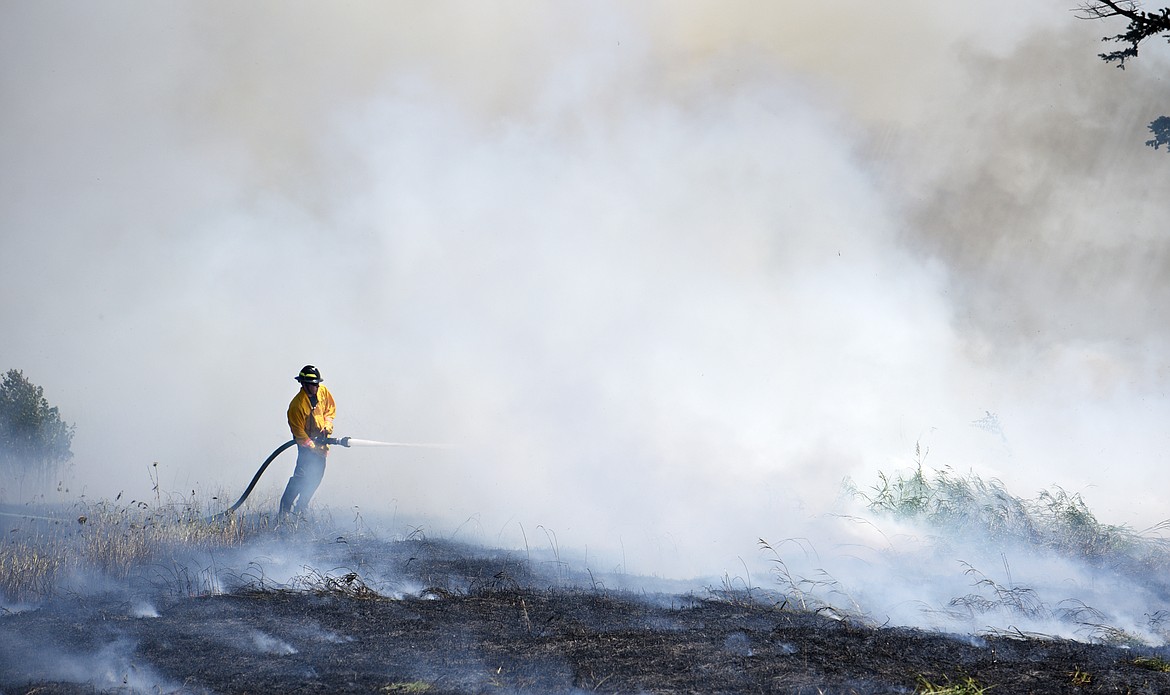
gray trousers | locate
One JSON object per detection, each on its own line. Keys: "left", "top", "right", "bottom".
{"left": 279, "top": 446, "right": 327, "bottom": 515}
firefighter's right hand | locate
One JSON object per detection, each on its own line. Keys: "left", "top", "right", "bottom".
{"left": 299, "top": 438, "right": 316, "bottom": 450}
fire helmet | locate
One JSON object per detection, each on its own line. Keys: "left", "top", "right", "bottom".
{"left": 295, "top": 365, "right": 323, "bottom": 384}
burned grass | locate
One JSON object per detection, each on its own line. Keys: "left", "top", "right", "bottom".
{"left": 4, "top": 536, "right": 1170, "bottom": 694}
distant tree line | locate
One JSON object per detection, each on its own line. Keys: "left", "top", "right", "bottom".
{"left": 1079, "top": 1, "right": 1170, "bottom": 151}
{"left": 0, "top": 369, "right": 74, "bottom": 490}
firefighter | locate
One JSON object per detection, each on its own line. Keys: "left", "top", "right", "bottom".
{"left": 279, "top": 365, "right": 337, "bottom": 516}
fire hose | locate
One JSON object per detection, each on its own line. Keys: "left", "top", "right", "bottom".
{"left": 211, "top": 436, "right": 448, "bottom": 519}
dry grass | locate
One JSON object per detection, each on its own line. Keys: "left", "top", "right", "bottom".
{"left": 916, "top": 675, "right": 991, "bottom": 694}
{"left": 380, "top": 683, "right": 433, "bottom": 693}
{"left": 853, "top": 456, "right": 1170, "bottom": 569}
{"left": 1, "top": 489, "right": 262, "bottom": 602}
{"left": 0, "top": 539, "right": 62, "bottom": 600}
{"left": 742, "top": 455, "right": 1170, "bottom": 647}
{"left": 1133, "top": 655, "right": 1170, "bottom": 672}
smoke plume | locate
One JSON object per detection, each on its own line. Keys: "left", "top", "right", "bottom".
{"left": 2, "top": 1, "right": 1169, "bottom": 580}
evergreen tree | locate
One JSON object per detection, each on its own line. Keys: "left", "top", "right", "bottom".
{"left": 0, "top": 369, "right": 74, "bottom": 488}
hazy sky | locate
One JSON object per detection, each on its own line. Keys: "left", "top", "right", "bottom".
{"left": 2, "top": 1, "right": 1169, "bottom": 577}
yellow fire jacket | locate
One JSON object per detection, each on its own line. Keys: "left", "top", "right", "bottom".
{"left": 287, "top": 384, "right": 336, "bottom": 451}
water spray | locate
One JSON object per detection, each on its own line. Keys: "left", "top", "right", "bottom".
{"left": 210, "top": 436, "right": 450, "bottom": 520}
{"left": 329, "top": 437, "right": 452, "bottom": 449}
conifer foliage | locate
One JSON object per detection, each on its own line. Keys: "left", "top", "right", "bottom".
{"left": 0, "top": 369, "right": 74, "bottom": 488}
{"left": 1079, "top": 1, "right": 1170, "bottom": 150}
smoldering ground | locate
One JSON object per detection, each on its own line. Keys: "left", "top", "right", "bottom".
{"left": 4, "top": 512, "right": 1170, "bottom": 694}
{"left": 2, "top": 2, "right": 1170, "bottom": 689}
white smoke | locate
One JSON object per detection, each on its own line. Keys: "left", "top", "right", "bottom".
{"left": 0, "top": 632, "right": 179, "bottom": 694}
{"left": 2, "top": 1, "right": 1169, "bottom": 584}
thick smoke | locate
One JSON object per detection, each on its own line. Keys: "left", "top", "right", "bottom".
{"left": 2, "top": 2, "right": 1169, "bottom": 582}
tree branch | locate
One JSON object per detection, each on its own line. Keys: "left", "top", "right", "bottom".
{"left": 1077, "top": 0, "right": 1146, "bottom": 23}
{"left": 1077, "top": 1, "right": 1170, "bottom": 67}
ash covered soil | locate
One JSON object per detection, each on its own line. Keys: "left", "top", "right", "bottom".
{"left": 4, "top": 536, "right": 1170, "bottom": 694}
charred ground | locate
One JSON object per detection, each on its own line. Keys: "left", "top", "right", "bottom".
{"left": 4, "top": 535, "right": 1170, "bottom": 694}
